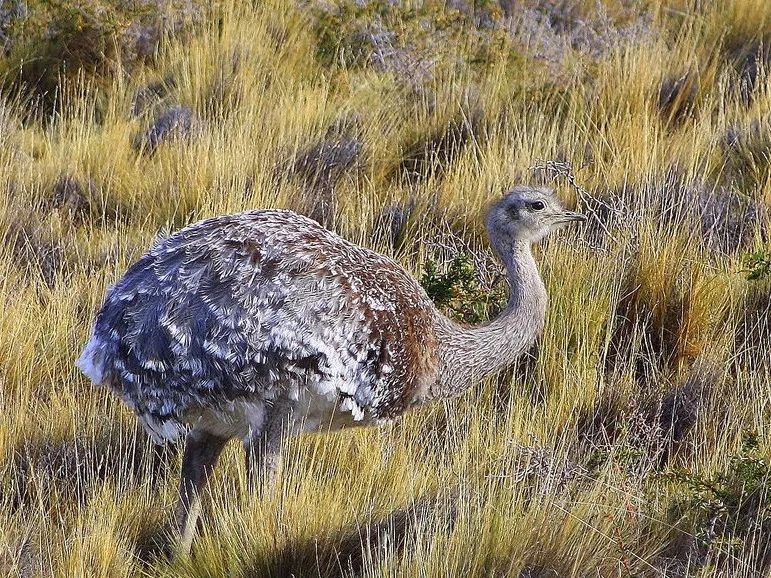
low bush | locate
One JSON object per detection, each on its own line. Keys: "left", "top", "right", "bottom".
{"left": 421, "top": 251, "right": 507, "bottom": 324}
{"left": 0, "top": 0, "right": 202, "bottom": 118}
{"left": 744, "top": 249, "right": 771, "bottom": 281}
{"left": 661, "top": 432, "right": 771, "bottom": 574}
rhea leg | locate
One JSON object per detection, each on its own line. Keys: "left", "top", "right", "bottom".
{"left": 243, "top": 430, "right": 282, "bottom": 491}
{"left": 243, "top": 400, "right": 293, "bottom": 491}
{"left": 175, "top": 428, "right": 229, "bottom": 556}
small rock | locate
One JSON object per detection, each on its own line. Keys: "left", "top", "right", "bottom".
{"left": 130, "top": 76, "right": 175, "bottom": 117}
{"left": 293, "top": 136, "right": 363, "bottom": 188}
{"left": 133, "top": 105, "right": 197, "bottom": 154}
{"left": 290, "top": 135, "right": 364, "bottom": 228}
{"left": 50, "top": 175, "right": 92, "bottom": 218}
{"left": 372, "top": 197, "right": 417, "bottom": 248}
{"left": 658, "top": 72, "right": 698, "bottom": 125}
{"left": 398, "top": 111, "right": 483, "bottom": 182}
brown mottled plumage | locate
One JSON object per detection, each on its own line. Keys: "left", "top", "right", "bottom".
{"left": 76, "top": 185, "right": 584, "bottom": 553}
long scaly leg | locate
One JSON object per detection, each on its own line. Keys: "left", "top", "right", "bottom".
{"left": 244, "top": 400, "right": 293, "bottom": 491}
{"left": 175, "top": 428, "right": 229, "bottom": 556}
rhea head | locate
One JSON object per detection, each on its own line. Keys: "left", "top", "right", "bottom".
{"left": 486, "top": 186, "right": 586, "bottom": 250}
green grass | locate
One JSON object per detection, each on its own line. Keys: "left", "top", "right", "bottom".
{"left": 0, "top": 0, "right": 769, "bottom": 576}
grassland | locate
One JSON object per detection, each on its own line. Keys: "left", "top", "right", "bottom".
{"left": 0, "top": 1, "right": 769, "bottom": 576}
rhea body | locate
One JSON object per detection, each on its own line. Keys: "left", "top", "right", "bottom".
{"left": 77, "top": 186, "right": 584, "bottom": 551}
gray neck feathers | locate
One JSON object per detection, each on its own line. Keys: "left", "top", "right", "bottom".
{"left": 431, "top": 240, "right": 547, "bottom": 400}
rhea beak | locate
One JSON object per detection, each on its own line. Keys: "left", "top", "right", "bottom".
{"left": 553, "top": 211, "right": 587, "bottom": 225}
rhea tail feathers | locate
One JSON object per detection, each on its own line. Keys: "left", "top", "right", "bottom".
{"left": 76, "top": 333, "right": 187, "bottom": 444}
{"left": 76, "top": 334, "right": 108, "bottom": 386}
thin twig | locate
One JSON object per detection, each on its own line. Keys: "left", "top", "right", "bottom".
{"left": 530, "top": 159, "right": 626, "bottom": 247}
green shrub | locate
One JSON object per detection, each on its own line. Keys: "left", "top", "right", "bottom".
{"left": 421, "top": 252, "right": 507, "bottom": 324}
{"left": 661, "top": 432, "right": 771, "bottom": 571}
{"left": 744, "top": 249, "right": 771, "bottom": 280}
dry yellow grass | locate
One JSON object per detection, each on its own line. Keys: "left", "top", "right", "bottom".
{"left": 0, "top": 1, "right": 769, "bottom": 576}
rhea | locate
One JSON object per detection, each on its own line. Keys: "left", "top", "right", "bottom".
{"left": 77, "top": 186, "right": 584, "bottom": 551}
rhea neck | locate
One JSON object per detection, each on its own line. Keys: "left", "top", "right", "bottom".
{"left": 431, "top": 237, "right": 547, "bottom": 400}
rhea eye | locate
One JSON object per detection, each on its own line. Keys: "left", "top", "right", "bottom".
{"left": 529, "top": 201, "right": 546, "bottom": 211}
